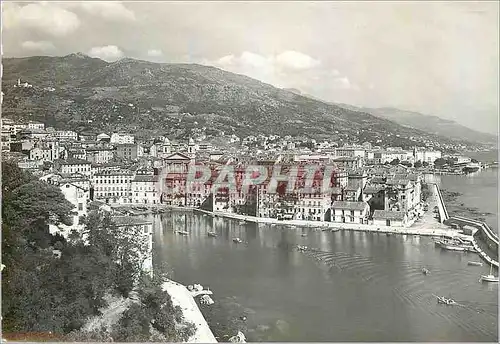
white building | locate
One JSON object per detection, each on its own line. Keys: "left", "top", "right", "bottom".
{"left": 27, "top": 121, "right": 45, "bottom": 130}
{"left": 55, "top": 130, "right": 78, "bottom": 141}
{"left": 372, "top": 210, "right": 408, "bottom": 227}
{"left": 331, "top": 201, "right": 370, "bottom": 224}
{"left": 92, "top": 169, "right": 135, "bottom": 204}
{"left": 413, "top": 148, "right": 442, "bottom": 165}
{"left": 110, "top": 133, "right": 134, "bottom": 144}
{"left": 58, "top": 158, "right": 92, "bottom": 176}
{"left": 96, "top": 133, "right": 111, "bottom": 142}
{"left": 49, "top": 182, "right": 90, "bottom": 238}
{"left": 29, "top": 147, "right": 53, "bottom": 161}
{"left": 131, "top": 174, "right": 161, "bottom": 205}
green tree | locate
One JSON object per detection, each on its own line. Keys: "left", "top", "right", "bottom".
{"left": 414, "top": 160, "right": 422, "bottom": 168}
{"left": 390, "top": 158, "right": 400, "bottom": 166}
{"left": 433, "top": 157, "right": 448, "bottom": 168}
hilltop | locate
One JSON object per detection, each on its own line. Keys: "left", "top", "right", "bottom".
{"left": 1, "top": 54, "right": 489, "bottom": 150}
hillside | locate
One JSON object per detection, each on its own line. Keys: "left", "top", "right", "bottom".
{"left": 1, "top": 54, "right": 488, "bottom": 150}
{"left": 334, "top": 104, "right": 497, "bottom": 145}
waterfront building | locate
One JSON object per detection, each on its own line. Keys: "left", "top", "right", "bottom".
{"left": 92, "top": 169, "right": 135, "bottom": 204}
{"left": 372, "top": 210, "right": 408, "bottom": 227}
{"left": 413, "top": 148, "right": 442, "bottom": 165}
{"left": 131, "top": 174, "right": 160, "bottom": 204}
{"left": 331, "top": 201, "right": 370, "bottom": 224}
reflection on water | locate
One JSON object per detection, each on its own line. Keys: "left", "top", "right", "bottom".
{"left": 153, "top": 212, "right": 498, "bottom": 342}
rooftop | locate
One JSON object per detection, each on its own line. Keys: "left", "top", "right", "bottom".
{"left": 58, "top": 158, "right": 90, "bottom": 165}
{"left": 332, "top": 201, "right": 369, "bottom": 211}
{"left": 372, "top": 210, "right": 406, "bottom": 220}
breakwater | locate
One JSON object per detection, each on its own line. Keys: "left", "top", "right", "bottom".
{"left": 432, "top": 182, "right": 499, "bottom": 267}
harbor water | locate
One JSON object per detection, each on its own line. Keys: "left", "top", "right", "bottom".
{"left": 153, "top": 212, "right": 498, "bottom": 342}
{"left": 425, "top": 156, "right": 498, "bottom": 234}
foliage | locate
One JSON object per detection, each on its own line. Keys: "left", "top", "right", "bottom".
{"left": 422, "top": 161, "right": 429, "bottom": 167}
{"left": 111, "top": 275, "right": 195, "bottom": 342}
{"left": 1, "top": 163, "right": 156, "bottom": 339}
{"left": 414, "top": 160, "right": 422, "bottom": 168}
{"left": 390, "top": 158, "right": 400, "bottom": 166}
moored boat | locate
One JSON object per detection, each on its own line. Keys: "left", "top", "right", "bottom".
{"left": 468, "top": 261, "right": 483, "bottom": 266}
{"left": 233, "top": 238, "right": 243, "bottom": 243}
{"left": 422, "top": 268, "right": 430, "bottom": 275}
{"left": 207, "top": 232, "right": 217, "bottom": 237}
{"left": 239, "top": 220, "right": 246, "bottom": 225}
{"left": 480, "top": 264, "right": 499, "bottom": 282}
{"left": 440, "top": 243, "right": 466, "bottom": 251}
{"left": 176, "top": 230, "right": 189, "bottom": 235}
{"left": 301, "top": 233, "right": 307, "bottom": 237}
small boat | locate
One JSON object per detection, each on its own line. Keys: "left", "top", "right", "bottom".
{"left": 422, "top": 268, "right": 430, "bottom": 275}
{"left": 207, "top": 232, "right": 217, "bottom": 237}
{"left": 468, "top": 261, "right": 483, "bottom": 266}
{"left": 301, "top": 233, "right": 307, "bottom": 237}
{"left": 440, "top": 244, "right": 465, "bottom": 251}
{"left": 434, "top": 295, "right": 457, "bottom": 305}
{"left": 480, "top": 264, "right": 499, "bottom": 283}
{"left": 233, "top": 238, "right": 243, "bottom": 243}
{"left": 239, "top": 220, "right": 246, "bottom": 225}
{"left": 386, "top": 233, "right": 392, "bottom": 236}
{"left": 200, "top": 295, "right": 214, "bottom": 305}
{"left": 176, "top": 230, "right": 189, "bottom": 235}
{"left": 297, "top": 245, "right": 308, "bottom": 251}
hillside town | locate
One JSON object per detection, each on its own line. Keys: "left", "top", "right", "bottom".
{"left": 3, "top": 116, "right": 491, "bottom": 237}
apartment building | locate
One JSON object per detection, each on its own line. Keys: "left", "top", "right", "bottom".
{"left": 92, "top": 169, "right": 135, "bottom": 204}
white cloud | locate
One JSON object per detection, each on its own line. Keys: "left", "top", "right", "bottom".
{"left": 147, "top": 49, "right": 163, "bottom": 57}
{"left": 204, "top": 51, "right": 323, "bottom": 87}
{"left": 21, "top": 40, "right": 56, "bottom": 52}
{"left": 88, "top": 45, "right": 124, "bottom": 62}
{"left": 240, "top": 51, "right": 268, "bottom": 68}
{"left": 216, "top": 54, "right": 235, "bottom": 65}
{"left": 332, "top": 77, "right": 360, "bottom": 91}
{"left": 68, "top": 2, "right": 136, "bottom": 21}
{"left": 275, "top": 50, "right": 320, "bottom": 70}
{"left": 3, "top": 2, "right": 80, "bottom": 36}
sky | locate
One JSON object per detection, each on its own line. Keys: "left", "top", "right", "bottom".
{"left": 2, "top": 1, "right": 499, "bottom": 135}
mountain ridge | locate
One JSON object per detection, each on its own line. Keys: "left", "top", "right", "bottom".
{"left": 1, "top": 55, "right": 491, "bottom": 150}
